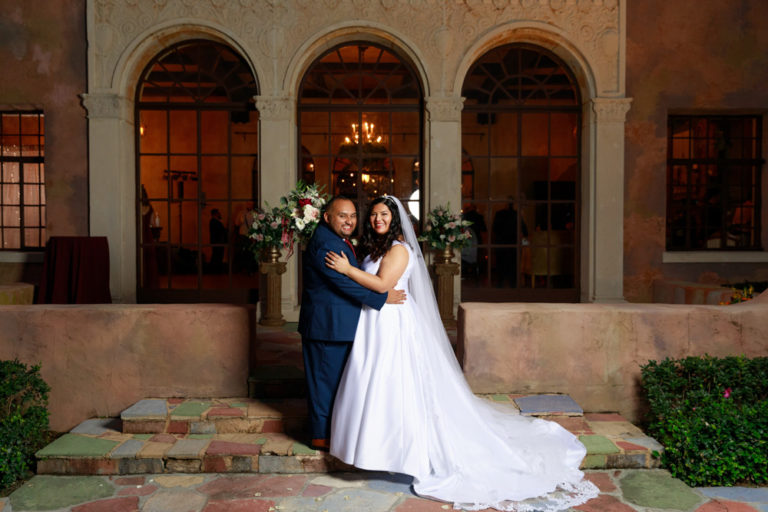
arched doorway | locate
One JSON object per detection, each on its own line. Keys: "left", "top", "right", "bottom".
{"left": 460, "top": 43, "right": 582, "bottom": 302}
{"left": 298, "top": 42, "right": 423, "bottom": 223}
{"left": 135, "top": 40, "right": 260, "bottom": 303}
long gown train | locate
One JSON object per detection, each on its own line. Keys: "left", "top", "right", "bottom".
{"left": 330, "top": 235, "right": 598, "bottom": 511}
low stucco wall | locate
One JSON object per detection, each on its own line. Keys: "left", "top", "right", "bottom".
{"left": 458, "top": 300, "right": 768, "bottom": 423}
{"left": 0, "top": 304, "right": 255, "bottom": 431}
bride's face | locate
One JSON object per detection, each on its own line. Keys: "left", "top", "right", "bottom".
{"left": 369, "top": 203, "right": 392, "bottom": 236}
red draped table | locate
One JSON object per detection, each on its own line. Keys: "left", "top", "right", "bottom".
{"left": 37, "top": 236, "right": 112, "bottom": 304}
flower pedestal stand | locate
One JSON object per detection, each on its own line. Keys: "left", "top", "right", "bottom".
{"left": 259, "top": 247, "right": 286, "bottom": 327}
{"left": 432, "top": 246, "right": 459, "bottom": 329}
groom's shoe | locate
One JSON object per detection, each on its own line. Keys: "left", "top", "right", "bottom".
{"left": 311, "top": 438, "right": 330, "bottom": 452}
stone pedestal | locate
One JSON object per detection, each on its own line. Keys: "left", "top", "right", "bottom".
{"left": 433, "top": 247, "right": 460, "bottom": 328}
{"left": 259, "top": 261, "right": 287, "bottom": 326}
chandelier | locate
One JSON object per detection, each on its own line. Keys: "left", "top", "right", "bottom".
{"left": 344, "top": 122, "right": 383, "bottom": 145}
{"left": 335, "top": 120, "right": 391, "bottom": 197}
{"left": 340, "top": 121, "right": 387, "bottom": 156}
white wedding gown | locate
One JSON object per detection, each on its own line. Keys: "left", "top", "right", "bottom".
{"left": 330, "top": 227, "right": 598, "bottom": 511}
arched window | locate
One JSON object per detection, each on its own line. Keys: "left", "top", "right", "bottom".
{"left": 298, "top": 42, "right": 423, "bottom": 224}
{"left": 461, "top": 44, "right": 581, "bottom": 302}
{"left": 136, "top": 40, "right": 259, "bottom": 303}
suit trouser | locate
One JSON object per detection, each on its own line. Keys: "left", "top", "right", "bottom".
{"left": 301, "top": 337, "right": 353, "bottom": 440}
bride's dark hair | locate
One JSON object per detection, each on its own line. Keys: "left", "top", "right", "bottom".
{"left": 359, "top": 196, "right": 404, "bottom": 261}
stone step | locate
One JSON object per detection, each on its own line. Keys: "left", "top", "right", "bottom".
{"left": 36, "top": 396, "right": 664, "bottom": 476}
{"left": 120, "top": 394, "right": 585, "bottom": 436}
{"left": 120, "top": 398, "right": 306, "bottom": 436}
{"left": 248, "top": 365, "right": 307, "bottom": 399}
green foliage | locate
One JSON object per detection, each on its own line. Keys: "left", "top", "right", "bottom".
{"left": 0, "top": 360, "right": 50, "bottom": 492}
{"left": 641, "top": 355, "right": 768, "bottom": 486}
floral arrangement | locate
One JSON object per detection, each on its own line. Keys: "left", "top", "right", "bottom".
{"left": 280, "top": 180, "right": 328, "bottom": 253}
{"left": 418, "top": 204, "right": 473, "bottom": 250}
{"left": 248, "top": 206, "right": 289, "bottom": 254}
{"left": 247, "top": 180, "right": 328, "bottom": 259}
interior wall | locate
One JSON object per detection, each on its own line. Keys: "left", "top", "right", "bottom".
{"left": 624, "top": 0, "right": 768, "bottom": 302}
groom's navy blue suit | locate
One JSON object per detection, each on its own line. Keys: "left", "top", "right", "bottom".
{"left": 298, "top": 222, "right": 387, "bottom": 440}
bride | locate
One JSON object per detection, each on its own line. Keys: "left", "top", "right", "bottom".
{"left": 323, "top": 195, "right": 598, "bottom": 511}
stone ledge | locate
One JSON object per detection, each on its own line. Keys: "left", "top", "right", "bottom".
{"left": 458, "top": 301, "right": 768, "bottom": 423}
{"left": 0, "top": 304, "right": 255, "bottom": 431}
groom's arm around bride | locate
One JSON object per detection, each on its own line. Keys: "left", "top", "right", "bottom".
{"left": 297, "top": 197, "right": 404, "bottom": 450}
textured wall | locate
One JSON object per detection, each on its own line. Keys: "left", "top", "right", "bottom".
{"left": 0, "top": 304, "right": 255, "bottom": 431}
{"left": 0, "top": 0, "right": 87, "bottom": 288}
{"left": 459, "top": 299, "right": 768, "bottom": 423}
{"left": 624, "top": 0, "right": 768, "bottom": 301}
{"left": 0, "top": 0, "right": 88, "bottom": 237}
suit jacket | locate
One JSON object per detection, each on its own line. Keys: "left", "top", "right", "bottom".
{"left": 298, "top": 223, "right": 387, "bottom": 342}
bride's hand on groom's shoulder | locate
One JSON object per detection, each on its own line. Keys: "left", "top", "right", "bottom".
{"left": 325, "top": 250, "right": 351, "bottom": 275}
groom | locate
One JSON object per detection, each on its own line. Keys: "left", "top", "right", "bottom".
{"left": 298, "top": 196, "right": 405, "bottom": 451}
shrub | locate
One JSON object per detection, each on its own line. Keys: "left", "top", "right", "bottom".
{"left": 640, "top": 355, "right": 768, "bottom": 486}
{"left": 0, "top": 360, "right": 50, "bottom": 492}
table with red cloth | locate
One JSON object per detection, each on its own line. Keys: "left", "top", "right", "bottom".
{"left": 37, "top": 236, "right": 112, "bottom": 304}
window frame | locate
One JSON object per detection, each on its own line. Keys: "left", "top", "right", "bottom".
{"left": 0, "top": 110, "right": 46, "bottom": 251}
{"left": 665, "top": 113, "right": 764, "bottom": 252}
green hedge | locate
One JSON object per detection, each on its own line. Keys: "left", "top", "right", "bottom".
{"left": 641, "top": 355, "right": 768, "bottom": 486}
{"left": 0, "top": 360, "right": 50, "bottom": 492}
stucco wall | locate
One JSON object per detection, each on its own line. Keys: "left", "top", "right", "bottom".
{"left": 624, "top": 0, "right": 768, "bottom": 302}
{"left": 0, "top": 304, "right": 255, "bottom": 431}
{"left": 458, "top": 300, "right": 768, "bottom": 423}
{"left": 0, "top": 0, "right": 88, "bottom": 286}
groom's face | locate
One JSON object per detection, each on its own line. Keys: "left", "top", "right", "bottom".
{"left": 324, "top": 198, "right": 357, "bottom": 239}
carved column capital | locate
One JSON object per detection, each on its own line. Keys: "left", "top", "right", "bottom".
{"left": 81, "top": 92, "right": 132, "bottom": 120}
{"left": 591, "top": 97, "right": 633, "bottom": 123}
{"left": 425, "top": 95, "right": 464, "bottom": 123}
{"left": 255, "top": 95, "right": 294, "bottom": 122}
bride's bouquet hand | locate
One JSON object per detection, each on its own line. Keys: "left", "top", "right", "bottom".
{"left": 325, "top": 251, "right": 351, "bottom": 275}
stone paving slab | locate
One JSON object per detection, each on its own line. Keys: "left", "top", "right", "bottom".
{"left": 698, "top": 487, "right": 768, "bottom": 504}
{"left": 111, "top": 439, "right": 146, "bottom": 459}
{"left": 167, "top": 439, "right": 210, "bottom": 458}
{"left": 36, "top": 434, "right": 121, "bottom": 458}
{"left": 121, "top": 399, "right": 168, "bottom": 420}
{"left": 514, "top": 393, "right": 583, "bottom": 415}
{"left": 71, "top": 418, "right": 123, "bottom": 436}
{"left": 8, "top": 470, "right": 768, "bottom": 512}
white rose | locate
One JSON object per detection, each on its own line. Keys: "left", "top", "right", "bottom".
{"left": 295, "top": 218, "right": 306, "bottom": 231}
{"left": 304, "top": 205, "right": 319, "bottom": 220}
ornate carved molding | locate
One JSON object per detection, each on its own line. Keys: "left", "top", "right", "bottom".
{"left": 80, "top": 92, "right": 132, "bottom": 120}
{"left": 591, "top": 97, "right": 632, "bottom": 123}
{"left": 255, "top": 95, "right": 294, "bottom": 122}
{"left": 425, "top": 96, "right": 464, "bottom": 122}
{"left": 89, "top": 0, "right": 623, "bottom": 97}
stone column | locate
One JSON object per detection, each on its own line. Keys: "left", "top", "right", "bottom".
{"left": 81, "top": 92, "right": 136, "bottom": 303}
{"left": 255, "top": 95, "right": 300, "bottom": 321}
{"left": 586, "top": 97, "right": 632, "bottom": 303}
{"left": 425, "top": 95, "right": 464, "bottom": 313}
{"left": 425, "top": 96, "right": 464, "bottom": 210}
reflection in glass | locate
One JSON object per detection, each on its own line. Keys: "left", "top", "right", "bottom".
{"left": 299, "top": 42, "right": 422, "bottom": 216}
{"left": 461, "top": 44, "right": 580, "bottom": 300}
